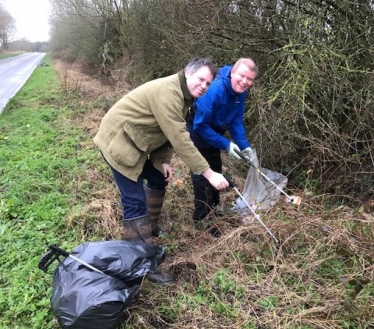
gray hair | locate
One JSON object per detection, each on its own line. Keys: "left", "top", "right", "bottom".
{"left": 184, "top": 57, "right": 218, "bottom": 77}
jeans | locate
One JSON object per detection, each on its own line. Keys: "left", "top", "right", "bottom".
{"left": 190, "top": 147, "right": 222, "bottom": 220}
{"left": 102, "top": 153, "right": 167, "bottom": 219}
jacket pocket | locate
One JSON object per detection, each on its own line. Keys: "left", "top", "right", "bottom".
{"left": 108, "top": 130, "right": 142, "bottom": 167}
{"left": 123, "top": 122, "right": 149, "bottom": 151}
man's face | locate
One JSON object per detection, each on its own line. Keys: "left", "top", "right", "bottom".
{"left": 185, "top": 66, "right": 214, "bottom": 98}
{"left": 230, "top": 63, "right": 256, "bottom": 93}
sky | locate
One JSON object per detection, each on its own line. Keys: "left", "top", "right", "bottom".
{"left": 1, "top": 0, "right": 51, "bottom": 42}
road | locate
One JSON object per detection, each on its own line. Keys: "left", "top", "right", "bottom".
{"left": 0, "top": 52, "right": 46, "bottom": 113}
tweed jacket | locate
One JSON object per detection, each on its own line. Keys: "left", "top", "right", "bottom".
{"left": 94, "top": 70, "right": 210, "bottom": 181}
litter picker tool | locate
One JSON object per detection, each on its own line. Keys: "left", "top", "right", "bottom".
{"left": 38, "top": 244, "right": 104, "bottom": 274}
{"left": 224, "top": 175, "right": 279, "bottom": 246}
{"left": 235, "top": 149, "right": 301, "bottom": 206}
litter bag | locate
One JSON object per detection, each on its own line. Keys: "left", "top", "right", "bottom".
{"left": 233, "top": 149, "right": 288, "bottom": 212}
{"left": 50, "top": 240, "right": 165, "bottom": 329}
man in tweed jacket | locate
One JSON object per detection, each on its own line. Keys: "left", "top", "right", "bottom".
{"left": 94, "top": 58, "right": 228, "bottom": 283}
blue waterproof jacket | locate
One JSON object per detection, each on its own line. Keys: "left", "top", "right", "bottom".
{"left": 187, "top": 65, "right": 251, "bottom": 151}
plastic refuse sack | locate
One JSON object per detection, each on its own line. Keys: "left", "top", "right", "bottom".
{"left": 51, "top": 240, "right": 165, "bottom": 329}
{"left": 233, "top": 149, "right": 288, "bottom": 212}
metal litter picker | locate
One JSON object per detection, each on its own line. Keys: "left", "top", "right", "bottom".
{"left": 225, "top": 175, "right": 280, "bottom": 246}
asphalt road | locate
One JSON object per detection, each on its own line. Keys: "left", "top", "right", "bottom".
{"left": 0, "top": 52, "right": 46, "bottom": 113}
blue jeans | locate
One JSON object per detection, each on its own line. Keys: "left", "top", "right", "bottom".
{"left": 102, "top": 153, "right": 168, "bottom": 219}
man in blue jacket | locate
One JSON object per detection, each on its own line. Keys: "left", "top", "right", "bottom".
{"left": 187, "top": 58, "right": 258, "bottom": 235}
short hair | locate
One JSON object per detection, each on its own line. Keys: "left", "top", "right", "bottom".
{"left": 232, "top": 58, "right": 258, "bottom": 76}
{"left": 184, "top": 57, "right": 218, "bottom": 77}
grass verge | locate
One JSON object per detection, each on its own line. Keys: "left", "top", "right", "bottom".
{"left": 0, "top": 55, "right": 373, "bottom": 329}
{"left": 0, "top": 54, "right": 110, "bottom": 328}
{"left": 0, "top": 51, "right": 26, "bottom": 60}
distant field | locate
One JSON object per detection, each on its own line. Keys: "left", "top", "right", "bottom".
{"left": 0, "top": 51, "right": 26, "bottom": 59}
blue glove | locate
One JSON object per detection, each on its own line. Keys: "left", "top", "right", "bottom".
{"left": 226, "top": 142, "right": 241, "bottom": 159}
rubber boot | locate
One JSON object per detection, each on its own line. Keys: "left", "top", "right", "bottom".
{"left": 122, "top": 214, "right": 175, "bottom": 285}
{"left": 191, "top": 175, "right": 222, "bottom": 238}
{"left": 191, "top": 175, "right": 214, "bottom": 222}
{"left": 146, "top": 270, "right": 176, "bottom": 285}
{"left": 122, "top": 214, "right": 153, "bottom": 243}
{"left": 144, "top": 186, "right": 165, "bottom": 237}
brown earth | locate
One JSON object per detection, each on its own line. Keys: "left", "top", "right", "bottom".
{"left": 52, "top": 59, "right": 374, "bottom": 329}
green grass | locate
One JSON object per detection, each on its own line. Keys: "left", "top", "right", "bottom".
{"left": 0, "top": 51, "right": 26, "bottom": 60}
{"left": 0, "top": 54, "right": 100, "bottom": 328}
{"left": 1, "top": 54, "right": 373, "bottom": 329}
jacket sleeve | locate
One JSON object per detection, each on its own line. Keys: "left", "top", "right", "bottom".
{"left": 193, "top": 89, "right": 231, "bottom": 150}
{"left": 229, "top": 104, "right": 251, "bottom": 150}
{"left": 148, "top": 87, "right": 210, "bottom": 174}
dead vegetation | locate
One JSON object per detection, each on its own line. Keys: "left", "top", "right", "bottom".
{"left": 55, "top": 59, "right": 374, "bottom": 329}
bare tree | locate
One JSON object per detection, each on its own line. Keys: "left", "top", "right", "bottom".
{"left": 0, "top": 4, "right": 16, "bottom": 50}
{"left": 49, "top": 0, "right": 132, "bottom": 70}
{"left": 47, "top": 0, "right": 374, "bottom": 199}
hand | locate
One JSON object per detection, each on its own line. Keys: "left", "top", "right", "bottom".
{"left": 203, "top": 169, "right": 229, "bottom": 190}
{"left": 242, "top": 147, "right": 255, "bottom": 163}
{"left": 162, "top": 163, "right": 173, "bottom": 182}
{"left": 226, "top": 142, "right": 241, "bottom": 159}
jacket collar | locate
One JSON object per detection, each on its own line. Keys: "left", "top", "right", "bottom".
{"left": 219, "top": 65, "right": 237, "bottom": 96}
{"left": 178, "top": 70, "right": 193, "bottom": 102}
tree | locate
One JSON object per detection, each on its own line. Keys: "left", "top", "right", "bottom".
{"left": 0, "top": 4, "right": 16, "bottom": 50}
{"left": 47, "top": 0, "right": 374, "bottom": 199}
{"left": 49, "top": 0, "right": 131, "bottom": 70}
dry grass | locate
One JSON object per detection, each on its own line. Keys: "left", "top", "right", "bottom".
{"left": 123, "top": 177, "right": 373, "bottom": 329}
{"left": 55, "top": 59, "right": 374, "bottom": 329}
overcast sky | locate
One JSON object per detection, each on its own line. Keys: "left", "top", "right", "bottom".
{"left": 1, "top": 0, "right": 51, "bottom": 42}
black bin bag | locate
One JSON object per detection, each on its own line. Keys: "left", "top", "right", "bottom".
{"left": 46, "top": 240, "right": 165, "bottom": 329}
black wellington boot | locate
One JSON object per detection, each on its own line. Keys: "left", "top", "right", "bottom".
{"left": 191, "top": 175, "right": 222, "bottom": 237}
